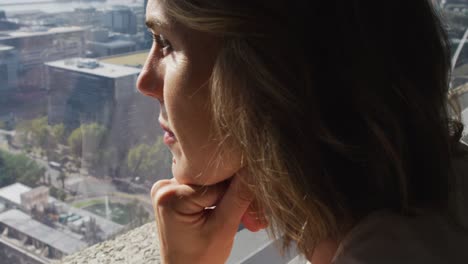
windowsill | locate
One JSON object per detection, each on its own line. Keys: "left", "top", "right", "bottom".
{"left": 59, "top": 222, "right": 160, "bottom": 263}
{"left": 59, "top": 222, "right": 299, "bottom": 264}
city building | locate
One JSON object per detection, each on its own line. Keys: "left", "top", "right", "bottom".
{"left": 0, "top": 20, "right": 20, "bottom": 31}
{"left": 45, "top": 57, "right": 140, "bottom": 173}
{"left": 45, "top": 58, "right": 140, "bottom": 128}
{"left": 100, "top": 50, "right": 148, "bottom": 68}
{"left": 0, "top": 209, "right": 87, "bottom": 263}
{"left": 102, "top": 6, "right": 137, "bottom": 35}
{"left": 143, "top": 0, "right": 152, "bottom": 48}
{"left": 0, "top": 183, "right": 123, "bottom": 241}
{"left": 0, "top": 10, "right": 20, "bottom": 31}
{"left": 72, "top": 7, "right": 102, "bottom": 27}
{"left": 0, "top": 26, "right": 86, "bottom": 90}
{"left": 87, "top": 39, "right": 136, "bottom": 57}
{"left": 86, "top": 28, "right": 110, "bottom": 43}
{"left": 0, "top": 44, "right": 18, "bottom": 93}
{"left": 0, "top": 183, "right": 33, "bottom": 210}
{"left": 99, "top": 50, "right": 154, "bottom": 134}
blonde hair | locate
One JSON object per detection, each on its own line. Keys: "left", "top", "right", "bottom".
{"left": 162, "top": 0, "right": 462, "bottom": 257}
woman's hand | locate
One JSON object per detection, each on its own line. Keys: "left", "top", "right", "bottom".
{"left": 151, "top": 170, "right": 254, "bottom": 264}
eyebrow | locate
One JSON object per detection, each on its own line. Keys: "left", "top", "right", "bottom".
{"left": 145, "top": 16, "right": 168, "bottom": 30}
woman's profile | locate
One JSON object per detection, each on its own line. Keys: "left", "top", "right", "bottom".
{"left": 137, "top": 0, "right": 468, "bottom": 263}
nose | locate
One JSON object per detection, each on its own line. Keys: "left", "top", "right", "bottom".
{"left": 136, "top": 47, "right": 164, "bottom": 101}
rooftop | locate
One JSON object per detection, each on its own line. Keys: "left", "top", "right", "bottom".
{"left": 0, "top": 26, "right": 84, "bottom": 40}
{"left": 0, "top": 44, "right": 14, "bottom": 52}
{"left": 100, "top": 50, "right": 149, "bottom": 68}
{"left": 0, "top": 182, "right": 31, "bottom": 205}
{"left": 48, "top": 197, "right": 124, "bottom": 239}
{"left": 45, "top": 58, "right": 141, "bottom": 78}
{"left": 0, "top": 209, "right": 87, "bottom": 255}
{"left": 67, "top": 205, "right": 124, "bottom": 238}
{"left": 87, "top": 39, "right": 136, "bottom": 48}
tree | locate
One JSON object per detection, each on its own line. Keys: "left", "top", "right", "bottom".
{"left": 49, "top": 186, "right": 67, "bottom": 201}
{"left": 0, "top": 150, "right": 45, "bottom": 188}
{"left": 5, "top": 134, "right": 12, "bottom": 147}
{"left": 15, "top": 119, "right": 33, "bottom": 148}
{"left": 15, "top": 117, "right": 50, "bottom": 151}
{"left": 50, "top": 124, "right": 65, "bottom": 145}
{"left": 84, "top": 217, "right": 102, "bottom": 245}
{"left": 30, "top": 117, "right": 48, "bottom": 149}
{"left": 126, "top": 137, "right": 171, "bottom": 182}
{"left": 99, "top": 147, "right": 119, "bottom": 178}
{"left": 58, "top": 171, "right": 67, "bottom": 189}
{"left": 127, "top": 143, "right": 151, "bottom": 178}
{"left": 67, "top": 127, "right": 82, "bottom": 158}
{"left": 127, "top": 199, "right": 149, "bottom": 228}
{"left": 67, "top": 123, "right": 106, "bottom": 163}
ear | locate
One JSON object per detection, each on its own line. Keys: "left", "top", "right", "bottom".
{"left": 240, "top": 205, "right": 269, "bottom": 232}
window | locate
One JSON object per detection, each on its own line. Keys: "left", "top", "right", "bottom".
{"left": 0, "top": 1, "right": 466, "bottom": 264}
{"left": 0, "top": 1, "right": 167, "bottom": 263}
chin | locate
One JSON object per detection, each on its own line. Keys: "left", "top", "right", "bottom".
{"left": 170, "top": 150, "right": 242, "bottom": 186}
{"left": 171, "top": 163, "right": 233, "bottom": 186}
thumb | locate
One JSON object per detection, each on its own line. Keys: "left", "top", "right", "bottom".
{"left": 210, "top": 169, "right": 253, "bottom": 232}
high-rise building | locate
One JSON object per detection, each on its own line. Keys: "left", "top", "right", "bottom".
{"left": 102, "top": 6, "right": 137, "bottom": 35}
{"left": 87, "top": 39, "right": 137, "bottom": 57}
{"left": 143, "top": 0, "right": 152, "bottom": 48}
{"left": 45, "top": 58, "right": 139, "bottom": 171}
{"left": 0, "top": 27, "right": 86, "bottom": 90}
{"left": 0, "top": 44, "right": 18, "bottom": 93}
{"left": 45, "top": 58, "right": 139, "bottom": 129}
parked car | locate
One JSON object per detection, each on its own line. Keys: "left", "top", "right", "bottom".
{"left": 49, "top": 161, "right": 62, "bottom": 170}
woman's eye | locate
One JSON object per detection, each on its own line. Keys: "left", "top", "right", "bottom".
{"left": 152, "top": 34, "right": 172, "bottom": 55}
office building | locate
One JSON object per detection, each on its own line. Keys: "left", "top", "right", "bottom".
{"left": 87, "top": 39, "right": 136, "bottom": 57}
{"left": 102, "top": 6, "right": 137, "bottom": 35}
{"left": 45, "top": 58, "right": 140, "bottom": 173}
{"left": 0, "top": 26, "right": 86, "bottom": 90}
{"left": 45, "top": 58, "right": 139, "bottom": 127}
{"left": 0, "top": 44, "right": 18, "bottom": 92}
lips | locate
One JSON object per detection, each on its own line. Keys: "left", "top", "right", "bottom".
{"left": 159, "top": 120, "right": 177, "bottom": 145}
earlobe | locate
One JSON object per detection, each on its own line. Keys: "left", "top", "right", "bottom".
{"left": 240, "top": 206, "right": 269, "bottom": 232}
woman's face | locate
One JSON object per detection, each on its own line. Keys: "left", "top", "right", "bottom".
{"left": 137, "top": 0, "right": 241, "bottom": 186}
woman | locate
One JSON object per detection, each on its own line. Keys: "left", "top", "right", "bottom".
{"left": 137, "top": 0, "right": 468, "bottom": 263}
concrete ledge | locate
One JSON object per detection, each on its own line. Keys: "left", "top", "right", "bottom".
{"left": 60, "top": 222, "right": 300, "bottom": 264}
{"left": 60, "top": 222, "right": 159, "bottom": 264}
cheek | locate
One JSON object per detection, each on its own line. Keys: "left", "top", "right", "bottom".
{"left": 172, "top": 142, "right": 242, "bottom": 186}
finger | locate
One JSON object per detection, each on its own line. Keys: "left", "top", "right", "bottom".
{"left": 151, "top": 179, "right": 173, "bottom": 199}
{"left": 153, "top": 181, "right": 227, "bottom": 216}
{"left": 210, "top": 169, "right": 253, "bottom": 232}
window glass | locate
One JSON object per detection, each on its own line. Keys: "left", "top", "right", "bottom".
{"left": 0, "top": 0, "right": 167, "bottom": 262}
{"left": 445, "top": 1, "right": 468, "bottom": 142}
{"left": 0, "top": 0, "right": 466, "bottom": 263}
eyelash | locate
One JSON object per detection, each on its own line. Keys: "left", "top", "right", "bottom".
{"left": 152, "top": 33, "right": 172, "bottom": 55}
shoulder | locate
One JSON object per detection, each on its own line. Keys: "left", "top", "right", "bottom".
{"left": 332, "top": 210, "right": 468, "bottom": 264}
